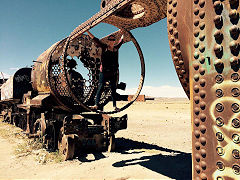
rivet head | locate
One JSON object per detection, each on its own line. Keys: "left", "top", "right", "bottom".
{"left": 199, "top": 11, "right": 205, "bottom": 19}
{"left": 194, "top": 19, "right": 200, "bottom": 27}
{"left": 169, "top": 27, "right": 174, "bottom": 34}
{"left": 216, "top": 147, "right": 225, "bottom": 156}
{"left": 214, "top": 15, "right": 223, "bottom": 29}
{"left": 233, "top": 164, "right": 240, "bottom": 175}
{"left": 200, "top": 102, "right": 206, "bottom": 110}
{"left": 232, "top": 88, "right": 240, "bottom": 97}
{"left": 232, "top": 118, "right": 240, "bottom": 128}
{"left": 232, "top": 134, "right": 240, "bottom": 144}
{"left": 232, "top": 103, "right": 240, "bottom": 113}
{"left": 178, "top": 60, "right": 184, "bottom": 65}
{"left": 176, "top": 65, "right": 180, "bottom": 70}
{"left": 194, "top": 30, "right": 200, "bottom": 37}
{"left": 194, "top": 41, "right": 200, "bottom": 48}
{"left": 229, "top": 25, "right": 239, "bottom": 40}
{"left": 231, "top": 73, "right": 239, "bottom": 82}
{"left": 216, "top": 117, "right": 224, "bottom": 127}
{"left": 229, "top": 41, "right": 239, "bottom": 56}
{"left": 194, "top": 118, "right": 200, "bottom": 127}
{"left": 200, "top": 149, "right": 206, "bottom": 158}
{"left": 172, "top": 1, "right": 177, "bottom": 7}
{"left": 216, "top": 89, "right": 224, "bottom": 98}
{"left": 172, "top": 11, "right": 177, "bottom": 17}
{"left": 195, "top": 153, "right": 201, "bottom": 162}
{"left": 199, "top": 56, "right": 205, "bottom": 64}
{"left": 173, "top": 56, "right": 178, "bottom": 62}
{"left": 194, "top": 0, "right": 199, "bottom": 4}
{"left": 216, "top": 103, "right": 224, "bottom": 112}
{"left": 199, "top": 34, "right": 205, "bottom": 41}
{"left": 194, "top": 96, "right": 200, "bottom": 104}
{"left": 194, "top": 74, "right": 200, "bottom": 82}
{"left": 173, "top": 20, "right": 177, "bottom": 27}
{"left": 199, "top": 68, "right": 205, "bottom": 75}
{"left": 200, "top": 173, "right": 207, "bottom": 180}
{"left": 194, "top": 9, "right": 199, "bottom": 15}
{"left": 214, "top": 1, "right": 223, "bottom": 14}
{"left": 195, "top": 165, "right": 201, "bottom": 174}
{"left": 200, "top": 137, "right": 206, "bottom": 146}
{"left": 232, "top": 149, "right": 240, "bottom": 159}
{"left": 199, "top": 0, "right": 205, "bottom": 8}
{"left": 230, "top": 57, "right": 239, "bottom": 67}
{"left": 214, "top": 59, "right": 223, "bottom": 68}
{"left": 200, "top": 125, "right": 206, "bottom": 134}
{"left": 216, "top": 74, "right": 224, "bottom": 83}
{"left": 200, "top": 90, "right": 206, "bottom": 98}
{"left": 200, "top": 161, "right": 207, "bottom": 170}
{"left": 199, "top": 23, "right": 205, "bottom": 30}
{"left": 173, "top": 30, "right": 178, "bottom": 38}
{"left": 216, "top": 161, "right": 225, "bottom": 171}
{"left": 216, "top": 132, "right": 224, "bottom": 141}
{"left": 214, "top": 44, "right": 223, "bottom": 58}
{"left": 194, "top": 107, "right": 200, "bottom": 115}
{"left": 200, "top": 113, "right": 206, "bottom": 122}
{"left": 229, "top": 0, "right": 239, "bottom": 9}
{"left": 214, "top": 30, "right": 223, "bottom": 44}
{"left": 229, "top": 9, "right": 239, "bottom": 21}
{"left": 199, "top": 45, "right": 205, "bottom": 53}
{"left": 168, "top": 8, "right": 172, "bottom": 14}
{"left": 195, "top": 142, "right": 201, "bottom": 150}
{"left": 193, "top": 63, "right": 200, "bottom": 70}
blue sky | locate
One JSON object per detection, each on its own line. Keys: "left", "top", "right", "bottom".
{"left": 0, "top": 0, "right": 186, "bottom": 97}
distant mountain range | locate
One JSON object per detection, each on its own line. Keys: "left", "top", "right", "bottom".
{"left": 0, "top": 72, "right": 11, "bottom": 79}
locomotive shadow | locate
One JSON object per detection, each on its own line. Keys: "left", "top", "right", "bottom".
{"left": 113, "top": 138, "right": 192, "bottom": 180}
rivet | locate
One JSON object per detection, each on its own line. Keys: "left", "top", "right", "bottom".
{"left": 200, "top": 114, "right": 206, "bottom": 122}
{"left": 179, "top": 60, "right": 184, "bottom": 65}
{"left": 216, "top": 103, "right": 224, "bottom": 112}
{"left": 200, "top": 102, "right": 206, "bottom": 110}
{"left": 232, "top": 134, "right": 240, "bottom": 144}
{"left": 173, "top": 20, "right": 177, "bottom": 27}
{"left": 200, "top": 149, "right": 206, "bottom": 158}
{"left": 170, "top": 37, "right": 175, "bottom": 45}
{"left": 199, "top": 11, "right": 205, "bottom": 19}
{"left": 199, "top": 56, "right": 205, "bottom": 64}
{"left": 194, "top": 9, "right": 200, "bottom": 15}
{"left": 231, "top": 73, "right": 239, "bottom": 82}
{"left": 172, "top": 1, "right": 177, "bottom": 7}
{"left": 195, "top": 165, "right": 201, "bottom": 174}
{"left": 232, "top": 149, "right": 240, "bottom": 159}
{"left": 168, "top": 0, "right": 173, "bottom": 4}
{"left": 200, "top": 90, "right": 206, "bottom": 98}
{"left": 214, "top": 59, "right": 224, "bottom": 68}
{"left": 181, "top": 69, "right": 186, "bottom": 74}
{"left": 199, "top": 0, "right": 205, "bottom": 8}
{"left": 168, "top": 8, "right": 173, "bottom": 14}
{"left": 194, "top": 52, "right": 200, "bottom": 59}
{"left": 194, "top": 30, "right": 200, "bottom": 37}
{"left": 214, "top": 15, "right": 223, "bottom": 29}
{"left": 213, "top": 1, "right": 223, "bottom": 15}
{"left": 232, "top": 164, "right": 240, "bottom": 175}
{"left": 195, "top": 130, "right": 201, "bottom": 138}
{"left": 194, "top": 118, "right": 200, "bottom": 126}
{"left": 193, "top": 63, "right": 200, "bottom": 70}
{"left": 200, "top": 161, "right": 207, "bottom": 170}
{"left": 194, "top": 19, "right": 200, "bottom": 27}
{"left": 195, "top": 153, "right": 201, "bottom": 162}
{"left": 172, "top": 46, "right": 177, "bottom": 53}
{"left": 194, "top": 107, "right": 200, "bottom": 115}
{"left": 229, "top": 9, "right": 239, "bottom": 22}
{"left": 216, "top": 117, "right": 224, "bottom": 127}
{"left": 215, "top": 74, "right": 224, "bottom": 83}
{"left": 194, "top": 96, "right": 200, "bottom": 104}
{"left": 194, "top": 74, "right": 200, "bottom": 82}
{"left": 216, "top": 89, "right": 224, "bottom": 98}
{"left": 173, "top": 10, "right": 177, "bottom": 17}
{"left": 232, "top": 88, "right": 240, "bottom": 97}
{"left": 199, "top": 45, "right": 205, "bottom": 53}
{"left": 214, "top": 30, "right": 224, "bottom": 44}
{"left": 216, "top": 147, "right": 225, "bottom": 156}
{"left": 173, "top": 30, "right": 178, "bottom": 38}
{"left": 199, "top": 23, "right": 205, "bottom": 30}
{"left": 216, "top": 161, "right": 225, "bottom": 171}
{"left": 229, "top": 25, "right": 239, "bottom": 40}
{"left": 229, "top": 41, "right": 239, "bottom": 56}
{"left": 199, "top": 68, "right": 205, "bottom": 75}
{"left": 230, "top": 56, "right": 239, "bottom": 67}
{"left": 214, "top": 44, "right": 223, "bottom": 58}
{"left": 194, "top": 41, "right": 200, "bottom": 48}
{"left": 176, "top": 50, "right": 181, "bottom": 57}
{"left": 199, "top": 34, "right": 205, "bottom": 41}
{"left": 200, "top": 173, "right": 207, "bottom": 180}
{"left": 232, "top": 103, "right": 240, "bottom": 113}
{"left": 169, "top": 27, "right": 174, "bottom": 34}
{"left": 200, "top": 137, "right": 206, "bottom": 146}
{"left": 200, "top": 125, "right": 206, "bottom": 134}
{"left": 173, "top": 56, "right": 178, "bottom": 62}
{"left": 176, "top": 66, "right": 181, "bottom": 70}
{"left": 195, "top": 142, "right": 201, "bottom": 150}
{"left": 194, "top": 0, "right": 199, "bottom": 4}
{"left": 229, "top": 0, "right": 239, "bottom": 9}
{"left": 216, "top": 132, "right": 224, "bottom": 141}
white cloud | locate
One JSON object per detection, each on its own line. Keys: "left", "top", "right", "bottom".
{"left": 118, "top": 85, "right": 188, "bottom": 98}
{"left": 9, "top": 67, "right": 19, "bottom": 71}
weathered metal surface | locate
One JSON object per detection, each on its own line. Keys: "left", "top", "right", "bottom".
{"left": 1, "top": 68, "right": 32, "bottom": 101}
{"left": 189, "top": 0, "right": 240, "bottom": 179}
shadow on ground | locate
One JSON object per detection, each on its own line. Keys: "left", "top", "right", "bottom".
{"left": 113, "top": 138, "right": 192, "bottom": 180}
{"left": 76, "top": 138, "right": 192, "bottom": 179}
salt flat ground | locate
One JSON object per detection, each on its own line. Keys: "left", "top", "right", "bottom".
{"left": 0, "top": 98, "right": 192, "bottom": 180}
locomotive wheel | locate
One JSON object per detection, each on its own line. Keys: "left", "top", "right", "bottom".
{"left": 107, "top": 135, "right": 116, "bottom": 152}
{"left": 59, "top": 134, "right": 75, "bottom": 160}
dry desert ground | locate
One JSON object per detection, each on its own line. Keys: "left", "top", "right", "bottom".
{"left": 0, "top": 98, "right": 192, "bottom": 180}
